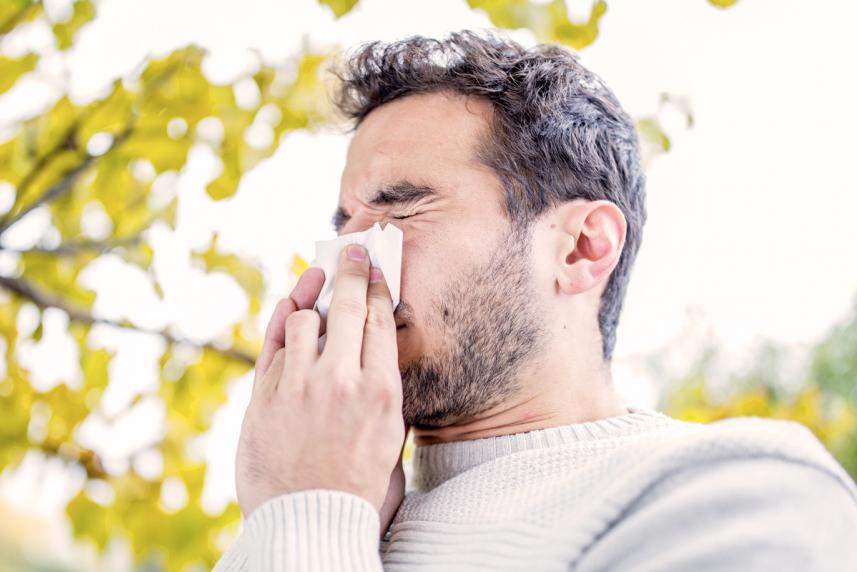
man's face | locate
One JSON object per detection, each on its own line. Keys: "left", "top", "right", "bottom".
{"left": 336, "top": 92, "right": 548, "bottom": 427}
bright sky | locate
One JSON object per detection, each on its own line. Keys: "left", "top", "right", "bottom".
{"left": 2, "top": 0, "right": 857, "bottom": 560}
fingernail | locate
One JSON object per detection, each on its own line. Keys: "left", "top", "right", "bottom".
{"left": 369, "top": 267, "right": 383, "bottom": 282}
{"left": 347, "top": 244, "right": 367, "bottom": 260}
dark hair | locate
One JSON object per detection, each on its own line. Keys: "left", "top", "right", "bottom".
{"left": 330, "top": 29, "right": 647, "bottom": 363}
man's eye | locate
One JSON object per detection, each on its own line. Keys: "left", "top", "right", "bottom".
{"left": 392, "top": 213, "right": 419, "bottom": 220}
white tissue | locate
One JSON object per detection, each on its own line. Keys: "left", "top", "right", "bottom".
{"left": 309, "top": 222, "right": 403, "bottom": 351}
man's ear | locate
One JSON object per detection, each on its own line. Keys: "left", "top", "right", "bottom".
{"left": 552, "top": 200, "right": 627, "bottom": 296}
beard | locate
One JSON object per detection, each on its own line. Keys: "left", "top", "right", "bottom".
{"left": 399, "top": 224, "right": 548, "bottom": 427}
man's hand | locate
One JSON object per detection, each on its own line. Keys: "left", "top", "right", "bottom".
{"left": 235, "top": 244, "right": 406, "bottom": 527}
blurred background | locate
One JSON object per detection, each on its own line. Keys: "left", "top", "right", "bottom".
{"left": 1, "top": 0, "right": 856, "bottom": 569}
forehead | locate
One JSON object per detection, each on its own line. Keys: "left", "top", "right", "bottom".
{"left": 339, "top": 92, "right": 494, "bottom": 208}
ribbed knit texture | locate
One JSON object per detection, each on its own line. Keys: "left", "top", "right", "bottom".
{"left": 214, "top": 406, "right": 857, "bottom": 571}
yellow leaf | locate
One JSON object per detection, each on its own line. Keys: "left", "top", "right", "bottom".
{"left": 52, "top": 0, "right": 97, "bottom": 50}
{"left": 0, "top": 53, "right": 37, "bottom": 95}
{"left": 467, "top": 0, "right": 606, "bottom": 50}
{"left": 82, "top": 347, "right": 112, "bottom": 393}
{"left": 192, "top": 233, "right": 265, "bottom": 302}
{"left": 291, "top": 254, "right": 309, "bottom": 277}
{"left": 78, "top": 80, "right": 134, "bottom": 144}
{"left": 66, "top": 490, "right": 111, "bottom": 549}
{"left": 0, "top": 1, "right": 42, "bottom": 35}
{"left": 205, "top": 161, "right": 239, "bottom": 200}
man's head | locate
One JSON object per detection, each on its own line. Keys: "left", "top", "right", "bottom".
{"left": 329, "top": 31, "right": 646, "bottom": 427}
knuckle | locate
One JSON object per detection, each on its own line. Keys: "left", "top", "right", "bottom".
{"left": 322, "top": 362, "right": 356, "bottom": 385}
{"left": 328, "top": 378, "right": 356, "bottom": 401}
{"left": 373, "top": 384, "right": 396, "bottom": 408}
{"left": 274, "top": 297, "right": 295, "bottom": 317}
{"left": 365, "top": 306, "right": 394, "bottom": 330}
{"left": 280, "top": 378, "right": 307, "bottom": 401}
{"left": 368, "top": 272, "right": 390, "bottom": 291}
{"left": 286, "top": 308, "right": 318, "bottom": 329}
{"left": 368, "top": 379, "right": 400, "bottom": 410}
{"left": 331, "top": 297, "right": 367, "bottom": 320}
{"left": 338, "top": 263, "right": 369, "bottom": 278}
{"left": 261, "top": 347, "right": 285, "bottom": 374}
{"left": 284, "top": 311, "right": 316, "bottom": 344}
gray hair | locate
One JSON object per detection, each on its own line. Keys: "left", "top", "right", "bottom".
{"left": 330, "top": 30, "right": 647, "bottom": 363}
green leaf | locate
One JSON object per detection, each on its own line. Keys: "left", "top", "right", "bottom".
{"left": 317, "top": 0, "right": 360, "bottom": 18}
{"left": 810, "top": 296, "right": 857, "bottom": 403}
{"left": 467, "top": 0, "right": 607, "bottom": 49}
{"left": 637, "top": 117, "right": 671, "bottom": 152}
{"left": 66, "top": 490, "right": 111, "bottom": 549}
{"left": 192, "top": 233, "right": 265, "bottom": 314}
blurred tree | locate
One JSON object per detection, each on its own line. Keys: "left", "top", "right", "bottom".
{"left": 660, "top": 295, "right": 857, "bottom": 480}
{"left": 0, "top": 1, "right": 331, "bottom": 569}
{"left": 0, "top": 0, "right": 732, "bottom": 570}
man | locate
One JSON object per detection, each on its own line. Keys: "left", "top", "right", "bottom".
{"left": 215, "top": 31, "right": 857, "bottom": 570}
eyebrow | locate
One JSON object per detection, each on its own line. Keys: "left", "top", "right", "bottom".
{"left": 331, "top": 181, "right": 440, "bottom": 233}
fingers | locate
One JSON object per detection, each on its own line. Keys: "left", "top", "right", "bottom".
{"left": 361, "top": 268, "right": 399, "bottom": 377}
{"left": 255, "top": 347, "right": 286, "bottom": 397}
{"left": 320, "top": 244, "right": 370, "bottom": 371}
{"left": 281, "top": 309, "right": 322, "bottom": 388}
{"left": 255, "top": 267, "right": 325, "bottom": 384}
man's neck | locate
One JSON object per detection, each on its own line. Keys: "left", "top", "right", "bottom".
{"left": 411, "top": 363, "right": 629, "bottom": 446}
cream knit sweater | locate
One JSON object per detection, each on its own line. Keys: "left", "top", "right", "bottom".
{"left": 214, "top": 406, "right": 857, "bottom": 570}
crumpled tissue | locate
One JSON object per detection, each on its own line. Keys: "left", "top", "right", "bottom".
{"left": 309, "top": 222, "right": 403, "bottom": 351}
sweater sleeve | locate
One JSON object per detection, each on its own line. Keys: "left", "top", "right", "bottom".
{"left": 576, "top": 456, "right": 857, "bottom": 572}
{"left": 212, "top": 489, "right": 383, "bottom": 572}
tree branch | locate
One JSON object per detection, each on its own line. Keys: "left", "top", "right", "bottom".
{"left": 0, "top": 273, "right": 257, "bottom": 366}
{"left": 40, "top": 438, "right": 108, "bottom": 480}
{"left": 0, "top": 125, "right": 133, "bottom": 237}
{"left": 0, "top": 1, "right": 41, "bottom": 36}
{"left": 0, "top": 121, "right": 80, "bottom": 230}
{"left": 0, "top": 234, "right": 143, "bottom": 256}
{"left": 0, "top": 54, "right": 186, "bottom": 235}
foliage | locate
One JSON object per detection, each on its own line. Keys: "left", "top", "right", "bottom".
{"left": 661, "top": 298, "right": 857, "bottom": 480}
{"left": 467, "top": 0, "right": 607, "bottom": 49}
{"left": 709, "top": 0, "right": 740, "bottom": 8}
{"left": 318, "top": 0, "right": 360, "bottom": 19}
{"left": 0, "top": 1, "right": 332, "bottom": 569}
{"left": 0, "top": 0, "right": 742, "bottom": 570}
{"left": 809, "top": 296, "right": 857, "bottom": 406}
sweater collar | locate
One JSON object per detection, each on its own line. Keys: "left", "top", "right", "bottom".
{"left": 412, "top": 406, "right": 677, "bottom": 491}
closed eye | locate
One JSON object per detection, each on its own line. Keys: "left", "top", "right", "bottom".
{"left": 392, "top": 212, "right": 420, "bottom": 220}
